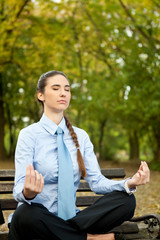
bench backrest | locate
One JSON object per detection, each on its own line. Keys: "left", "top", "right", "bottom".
{"left": 0, "top": 168, "right": 126, "bottom": 210}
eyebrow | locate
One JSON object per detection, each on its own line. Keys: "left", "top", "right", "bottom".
{"left": 51, "top": 84, "right": 70, "bottom": 87}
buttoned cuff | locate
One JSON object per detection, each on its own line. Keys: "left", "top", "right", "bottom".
{"left": 124, "top": 179, "right": 137, "bottom": 195}
{"left": 16, "top": 191, "right": 32, "bottom": 204}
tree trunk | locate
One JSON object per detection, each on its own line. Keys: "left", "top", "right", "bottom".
{"left": 153, "top": 147, "right": 160, "bottom": 163}
{"left": 6, "top": 103, "right": 15, "bottom": 158}
{"left": 98, "top": 119, "right": 106, "bottom": 160}
{"left": 129, "top": 130, "right": 139, "bottom": 161}
{"left": 152, "top": 126, "right": 160, "bottom": 163}
{"left": 0, "top": 73, "right": 7, "bottom": 160}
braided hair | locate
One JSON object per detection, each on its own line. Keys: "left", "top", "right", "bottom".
{"left": 64, "top": 116, "right": 87, "bottom": 178}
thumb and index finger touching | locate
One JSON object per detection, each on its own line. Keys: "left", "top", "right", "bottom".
{"left": 23, "top": 164, "right": 44, "bottom": 199}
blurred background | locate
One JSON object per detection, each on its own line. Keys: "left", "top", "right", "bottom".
{"left": 1, "top": 0, "right": 160, "bottom": 169}
{"left": 0, "top": 0, "right": 160, "bottom": 223}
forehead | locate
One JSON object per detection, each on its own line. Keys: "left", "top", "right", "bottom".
{"left": 46, "top": 74, "right": 70, "bottom": 86}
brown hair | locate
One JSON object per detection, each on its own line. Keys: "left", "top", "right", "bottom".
{"left": 64, "top": 116, "right": 87, "bottom": 178}
{"left": 37, "top": 70, "right": 87, "bottom": 178}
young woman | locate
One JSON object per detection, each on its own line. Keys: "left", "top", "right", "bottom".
{"left": 9, "top": 71, "right": 150, "bottom": 240}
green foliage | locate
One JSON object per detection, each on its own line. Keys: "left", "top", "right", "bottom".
{"left": 0, "top": 0, "right": 160, "bottom": 163}
{"left": 150, "top": 162, "right": 160, "bottom": 171}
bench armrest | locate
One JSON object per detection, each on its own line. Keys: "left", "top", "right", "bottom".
{"left": 130, "top": 214, "right": 160, "bottom": 239}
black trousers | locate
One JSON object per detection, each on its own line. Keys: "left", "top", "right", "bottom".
{"left": 0, "top": 203, "right": 4, "bottom": 224}
{"left": 8, "top": 191, "right": 136, "bottom": 240}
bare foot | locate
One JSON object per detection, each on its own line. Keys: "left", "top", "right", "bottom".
{"left": 87, "top": 233, "right": 115, "bottom": 240}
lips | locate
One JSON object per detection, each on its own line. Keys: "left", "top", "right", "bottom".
{"left": 58, "top": 100, "right": 67, "bottom": 104}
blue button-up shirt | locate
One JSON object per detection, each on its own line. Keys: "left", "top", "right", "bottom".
{"left": 9, "top": 114, "right": 127, "bottom": 222}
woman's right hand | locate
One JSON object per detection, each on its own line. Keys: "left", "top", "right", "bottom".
{"left": 23, "top": 164, "right": 44, "bottom": 200}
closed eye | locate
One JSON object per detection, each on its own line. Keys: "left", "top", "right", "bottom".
{"left": 65, "top": 88, "right": 70, "bottom": 92}
{"left": 52, "top": 88, "right": 59, "bottom": 90}
{"left": 51, "top": 84, "right": 70, "bottom": 91}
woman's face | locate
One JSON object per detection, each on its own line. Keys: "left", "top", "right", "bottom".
{"left": 37, "top": 74, "right": 71, "bottom": 114}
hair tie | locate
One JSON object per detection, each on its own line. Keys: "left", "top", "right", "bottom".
{"left": 77, "top": 147, "right": 80, "bottom": 150}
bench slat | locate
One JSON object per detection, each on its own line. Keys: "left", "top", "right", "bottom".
{"left": 0, "top": 231, "right": 8, "bottom": 240}
{"left": 0, "top": 199, "right": 18, "bottom": 210}
{"left": 78, "top": 181, "right": 90, "bottom": 191}
{"left": 0, "top": 196, "right": 102, "bottom": 210}
{"left": 0, "top": 168, "right": 126, "bottom": 181}
{"left": 76, "top": 196, "right": 101, "bottom": 206}
{"left": 0, "top": 170, "right": 15, "bottom": 181}
{"left": 101, "top": 168, "right": 125, "bottom": 178}
{"left": 0, "top": 182, "right": 106, "bottom": 194}
{"left": 0, "top": 182, "right": 90, "bottom": 193}
{"left": 0, "top": 183, "right": 14, "bottom": 193}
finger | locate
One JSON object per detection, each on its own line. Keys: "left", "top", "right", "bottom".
{"left": 143, "top": 162, "right": 150, "bottom": 173}
{"left": 142, "top": 161, "right": 149, "bottom": 169}
{"left": 30, "top": 166, "right": 36, "bottom": 187}
{"left": 138, "top": 169, "right": 145, "bottom": 177}
{"left": 139, "top": 161, "right": 146, "bottom": 170}
{"left": 34, "top": 170, "right": 42, "bottom": 193}
{"left": 135, "top": 172, "right": 141, "bottom": 182}
{"left": 138, "top": 169, "right": 149, "bottom": 184}
{"left": 39, "top": 174, "right": 44, "bottom": 193}
{"left": 23, "top": 165, "right": 36, "bottom": 199}
{"left": 136, "top": 171, "right": 141, "bottom": 178}
{"left": 142, "top": 164, "right": 150, "bottom": 182}
{"left": 139, "top": 162, "right": 143, "bottom": 171}
{"left": 132, "top": 172, "right": 141, "bottom": 183}
{"left": 25, "top": 164, "right": 32, "bottom": 185}
{"left": 139, "top": 162, "right": 150, "bottom": 177}
{"left": 141, "top": 162, "right": 150, "bottom": 180}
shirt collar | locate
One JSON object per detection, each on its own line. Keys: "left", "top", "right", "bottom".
{"left": 39, "top": 113, "right": 69, "bottom": 135}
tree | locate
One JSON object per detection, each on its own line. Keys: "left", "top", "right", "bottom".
{"left": 1, "top": 0, "right": 160, "bottom": 165}
{"left": 0, "top": 0, "right": 32, "bottom": 159}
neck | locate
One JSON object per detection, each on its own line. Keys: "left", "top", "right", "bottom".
{"left": 44, "top": 110, "right": 64, "bottom": 125}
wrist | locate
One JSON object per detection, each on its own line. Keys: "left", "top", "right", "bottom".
{"left": 22, "top": 190, "right": 36, "bottom": 200}
{"left": 126, "top": 179, "right": 136, "bottom": 189}
{"left": 124, "top": 180, "right": 137, "bottom": 194}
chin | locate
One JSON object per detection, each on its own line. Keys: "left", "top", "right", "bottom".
{"left": 54, "top": 107, "right": 68, "bottom": 113}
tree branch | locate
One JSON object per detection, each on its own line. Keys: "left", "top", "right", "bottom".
{"left": 87, "top": 48, "right": 113, "bottom": 72}
{"left": 15, "top": 0, "right": 30, "bottom": 19}
{"left": 0, "top": 0, "right": 4, "bottom": 20}
{"left": 80, "top": 2, "right": 115, "bottom": 74}
{"left": 119, "top": 0, "right": 160, "bottom": 45}
{"left": 70, "top": 7, "right": 84, "bottom": 82}
{"left": 119, "top": 0, "right": 150, "bottom": 40}
{"left": 152, "top": 0, "right": 160, "bottom": 8}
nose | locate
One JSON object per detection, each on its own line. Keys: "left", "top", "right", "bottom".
{"left": 59, "top": 88, "right": 66, "bottom": 96}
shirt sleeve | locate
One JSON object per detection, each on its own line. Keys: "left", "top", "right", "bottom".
{"left": 13, "top": 128, "right": 35, "bottom": 203}
{"left": 83, "top": 133, "right": 127, "bottom": 195}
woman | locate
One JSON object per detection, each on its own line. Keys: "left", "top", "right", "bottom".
{"left": 9, "top": 70, "right": 150, "bottom": 240}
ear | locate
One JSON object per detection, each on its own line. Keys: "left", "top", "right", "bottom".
{"left": 37, "top": 91, "right": 44, "bottom": 102}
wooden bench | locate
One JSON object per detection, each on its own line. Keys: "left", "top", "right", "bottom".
{"left": 0, "top": 168, "right": 160, "bottom": 240}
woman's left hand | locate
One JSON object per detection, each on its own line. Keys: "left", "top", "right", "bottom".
{"left": 126, "top": 161, "right": 150, "bottom": 189}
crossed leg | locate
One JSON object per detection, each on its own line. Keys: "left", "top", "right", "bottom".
{"left": 9, "top": 191, "right": 136, "bottom": 240}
